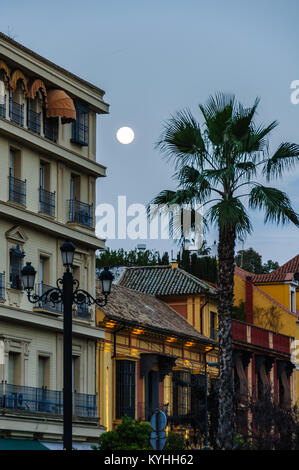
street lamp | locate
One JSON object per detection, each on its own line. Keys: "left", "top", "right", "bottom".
{"left": 21, "top": 240, "right": 114, "bottom": 450}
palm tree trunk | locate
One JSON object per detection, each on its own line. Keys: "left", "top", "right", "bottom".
{"left": 217, "top": 226, "right": 236, "bottom": 450}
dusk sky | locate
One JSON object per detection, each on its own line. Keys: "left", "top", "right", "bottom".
{"left": 2, "top": 0, "right": 299, "bottom": 265}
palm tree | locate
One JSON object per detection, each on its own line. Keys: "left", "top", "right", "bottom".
{"left": 150, "top": 93, "right": 299, "bottom": 449}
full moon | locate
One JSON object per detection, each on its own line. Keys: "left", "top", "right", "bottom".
{"left": 116, "top": 126, "right": 135, "bottom": 145}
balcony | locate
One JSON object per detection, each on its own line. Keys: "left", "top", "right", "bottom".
{"left": 0, "top": 95, "right": 6, "bottom": 118}
{"left": 35, "top": 283, "right": 62, "bottom": 314}
{"left": 68, "top": 199, "right": 93, "bottom": 228}
{"left": 232, "top": 319, "right": 291, "bottom": 355}
{"left": 0, "top": 272, "right": 5, "bottom": 300}
{"left": 8, "top": 175, "right": 26, "bottom": 206}
{"left": 73, "top": 302, "right": 91, "bottom": 321}
{"left": 39, "top": 187, "right": 55, "bottom": 217}
{"left": 28, "top": 109, "right": 41, "bottom": 135}
{"left": 0, "top": 382, "right": 97, "bottom": 418}
{"left": 10, "top": 100, "right": 24, "bottom": 127}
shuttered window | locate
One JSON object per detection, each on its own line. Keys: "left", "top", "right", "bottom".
{"left": 115, "top": 360, "right": 136, "bottom": 419}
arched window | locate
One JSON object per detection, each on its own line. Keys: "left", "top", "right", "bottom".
{"left": 10, "top": 71, "right": 28, "bottom": 127}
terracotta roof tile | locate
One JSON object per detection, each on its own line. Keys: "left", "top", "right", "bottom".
{"left": 97, "top": 283, "right": 213, "bottom": 342}
{"left": 117, "top": 265, "right": 217, "bottom": 296}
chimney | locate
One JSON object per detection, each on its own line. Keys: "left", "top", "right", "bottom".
{"left": 169, "top": 261, "right": 178, "bottom": 269}
{"left": 245, "top": 276, "right": 253, "bottom": 323}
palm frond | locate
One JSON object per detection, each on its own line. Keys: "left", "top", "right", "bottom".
{"left": 199, "top": 92, "right": 236, "bottom": 146}
{"left": 263, "top": 143, "right": 299, "bottom": 180}
{"left": 156, "top": 109, "right": 206, "bottom": 169}
{"left": 249, "top": 185, "right": 299, "bottom": 226}
{"left": 229, "top": 97, "right": 260, "bottom": 142}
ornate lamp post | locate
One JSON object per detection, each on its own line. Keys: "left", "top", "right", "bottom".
{"left": 21, "top": 240, "right": 113, "bottom": 450}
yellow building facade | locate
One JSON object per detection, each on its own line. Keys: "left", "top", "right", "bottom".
{"left": 96, "top": 282, "right": 218, "bottom": 443}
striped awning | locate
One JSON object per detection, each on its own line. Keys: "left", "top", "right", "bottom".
{"left": 46, "top": 89, "right": 76, "bottom": 123}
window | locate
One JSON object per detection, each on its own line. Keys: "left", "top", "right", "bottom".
{"left": 0, "top": 78, "right": 6, "bottom": 118}
{"left": 71, "top": 104, "right": 89, "bottom": 146}
{"left": 172, "top": 370, "right": 192, "bottom": 417}
{"left": 210, "top": 311, "right": 217, "bottom": 340}
{"left": 9, "top": 88, "right": 24, "bottom": 127}
{"left": 8, "top": 352, "right": 21, "bottom": 385}
{"left": 9, "top": 149, "right": 26, "bottom": 206}
{"left": 115, "top": 360, "right": 136, "bottom": 419}
{"left": 44, "top": 116, "right": 58, "bottom": 143}
{"left": 27, "top": 97, "right": 41, "bottom": 134}
{"left": 38, "top": 356, "right": 49, "bottom": 388}
{"left": 39, "top": 161, "right": 55, "bottom": 217}
{"left": 290, "top": 288, "right": 296, "bottom": 313}
{"left": 72, "top": 356, "right": 80, "bottom": 392}
{"left": 9, "top": 245, "right": 25, "bottom": 290}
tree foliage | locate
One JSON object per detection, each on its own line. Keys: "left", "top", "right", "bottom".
{"left": 177, "top": 249, "right": 218, "bottom": 284}
{"left": 235, "top": 247, "right": 279, "bottom": 274}
{"left": 95, "top": 416, "right": 187, "bottom": 451}
{"left": 96, "top": 248, "right": 169, "bottom": 268}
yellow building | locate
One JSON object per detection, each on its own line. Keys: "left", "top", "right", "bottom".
{"left": 96, "top": 281, "right": 218, "bottom": 444}
{"left": 233, "top": 266, "right": 296, "bottom": 406}
{"left": 0, "top": 32, "right": 108, "bottom": 448}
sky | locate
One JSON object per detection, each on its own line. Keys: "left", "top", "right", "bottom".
{"left": 1, "top": 0, "right": 299, "bottom": 265}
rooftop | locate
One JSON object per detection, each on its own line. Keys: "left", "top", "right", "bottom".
{"left": 117, "top": 265, "right": 218, "bottom": 297}
{"left": 96, "top": 283, "right": 214, "bottom": 344}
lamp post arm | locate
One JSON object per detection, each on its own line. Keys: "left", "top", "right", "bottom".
{"left": 25, "top": 280, "right": 63, "bottom": 306}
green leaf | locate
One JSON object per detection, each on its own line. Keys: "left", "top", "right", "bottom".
{"left": 249, "top": 185, "right": 299, "bottom": 226}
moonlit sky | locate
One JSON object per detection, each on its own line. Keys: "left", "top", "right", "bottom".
{"left": 1, "top": 0, "right": 299, "bottom": 265}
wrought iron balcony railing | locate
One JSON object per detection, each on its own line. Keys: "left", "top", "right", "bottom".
{"left": 68, "top": 199, "right": 93, "bottom": 227}
{"left": 0, "top": 95, "right": 6, "bottom": 118}
{"left": 39, "top": 187, "right": 56, "bottom": 217}
{"left": 28, "top": 109, "right": 41, "bottom": 135}
{"left": 0, "top": 382, "right": 97, "bottom": 417}
{"left": 0, "top": 272, "right": 5, "bottom": 300}
{"left": 10, "top": 100, "right": 24, "bottom": 127}
{"left": 8, "top": 175, "right": 26, "bottom": 206}
{"left": 35, "top": 283, "right": 62, "bottom": 313}
{"left": 73, "top": 302, "right": 90, "bottom": 320}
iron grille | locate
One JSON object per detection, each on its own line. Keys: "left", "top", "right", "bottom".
{"left": 39, "top": 187, "right": 55, "bottom": 217}
{"left": 10, "top": 100, "right": 24, "bottom": 126}
{"left": 9, "top": 175, "right": 26, "bottom": 206}
{"left": 74, "top": 302, "right": 90, "bottom": 320}
{"left": 0, "top": 272, "right": 5, "bottom": 300}
{"left": 68, "top": 199, "right": 93, "bottom": 227}
{"left": 28, "top": 109, "right": 41, "bottom": 134}
{"left": 0, "top": 382, "right": 97, "bottom": 417}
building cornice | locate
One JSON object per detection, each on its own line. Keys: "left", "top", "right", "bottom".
{"left": 0, "top": 33, "right": 109, "bottom": 114}
{"left": 0, "top": 201, "right": 105, "bottom": 250}
{"left": 0, "top": 117, "right": 106, "bottom": 178}
{"left": 0, "top": 304, "right": 106, "bottom": 340}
